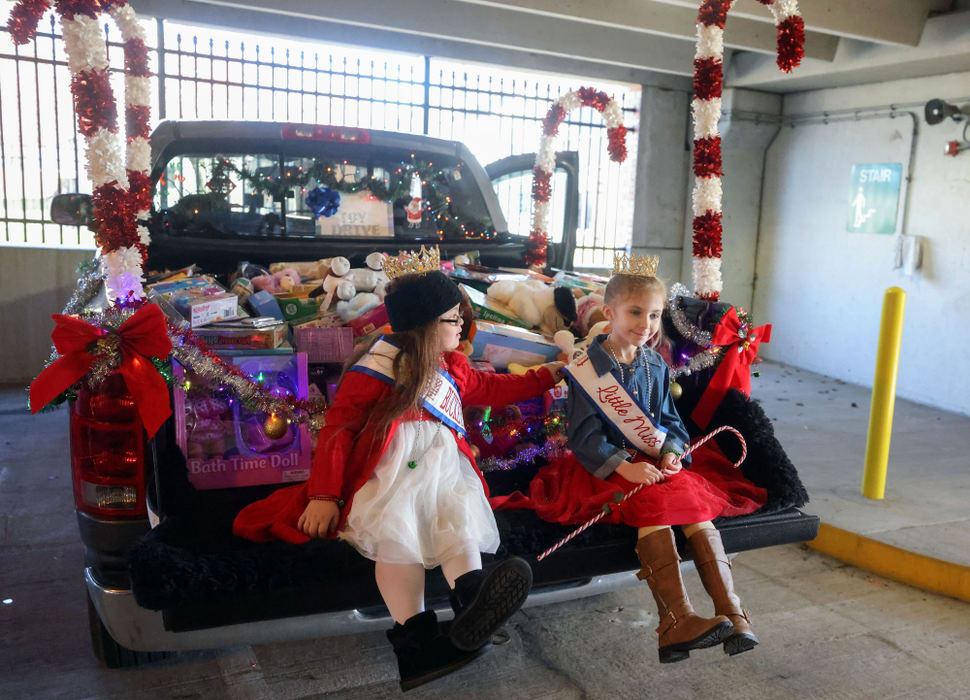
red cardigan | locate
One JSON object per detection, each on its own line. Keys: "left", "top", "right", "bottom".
{"left": 233, "top": 352, "right": 557, "bottom": 543}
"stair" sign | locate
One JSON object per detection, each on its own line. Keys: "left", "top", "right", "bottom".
{"left": 847, "top": 163, "right": 902, "bottom": 234}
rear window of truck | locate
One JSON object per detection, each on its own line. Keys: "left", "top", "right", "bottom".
{"left": 154, "top": 151, "right": 495, "bottom": 241}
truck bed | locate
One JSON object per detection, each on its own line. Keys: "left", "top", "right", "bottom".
{"left": 126, "top": 385, "right": 816, "bottom": 634}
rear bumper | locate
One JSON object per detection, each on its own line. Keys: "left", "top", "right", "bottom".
{"left": 86, "top": 565, "right": 645, "bottom": 652}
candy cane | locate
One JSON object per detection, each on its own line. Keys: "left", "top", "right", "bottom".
{"left": 691, "top": 0, "right": 804, "bottom": 301}
{"left": 7, "top": 0, "right": 152, "bottom": 304}
{"left": 528, "top": 87, "right": 628, "bottom": 268}
{"left": 536, "top": 425, "right": 747, "bottom": 562}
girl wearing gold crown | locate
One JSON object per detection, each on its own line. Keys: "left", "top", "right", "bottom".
{"left": 493, "top": 254, "right": 766, "bottom": 664}
{"left": 233, "top": 248, "right": 563, "bottom": 691}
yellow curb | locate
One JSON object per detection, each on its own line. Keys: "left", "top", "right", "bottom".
{"left": 808, "top": 522, "right": 970, "bottom": 603}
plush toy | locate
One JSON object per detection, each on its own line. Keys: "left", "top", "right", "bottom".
{"left": 574, "top": 291, "right": 606, "bottom": 337}
{"left": 553, "top": 320, "right": 610, "bottom": 363}
{"left": 365, "top": 252, "right": 390, "bottom": 300}
{"left": 269, "top": 259, "right": 331, "bottom": 279}
{"left": 486, "top": 279, "right": 577, "bottom": 336}
{"left": 251, "top": 267, "right": 301, "bottom": 294}
{"left": 336, "top": 292, "right": 382, "bottom": 322}
{"left": 311, "top": 255, "right": 387, "bottom": 322}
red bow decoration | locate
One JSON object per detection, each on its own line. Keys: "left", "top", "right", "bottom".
{"left": 691, "top": 306, "right": 771, "bottom": 430}
{"left": 30, "top": 304, "right": 173, "bottom": 437}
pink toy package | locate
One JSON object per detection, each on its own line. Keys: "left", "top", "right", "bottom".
{"left": 174, "top": 353, "right": 312, "bottom": 489}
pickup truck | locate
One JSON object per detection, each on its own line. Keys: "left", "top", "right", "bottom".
{"left": 55, "top": 121, "right": 818, "bottom": 668}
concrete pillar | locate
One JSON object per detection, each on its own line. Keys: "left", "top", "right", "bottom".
{"left": 630, "top": 86, "right": 691, "bottom": 282}
{"left": 680, "top": 88, "right": 781, "bottom": 310}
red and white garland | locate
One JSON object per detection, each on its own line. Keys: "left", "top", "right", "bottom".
{"left": 691, "top": 0, "right": 804, "bottom": 300}
{"left": 529, "top": 87, "right": 628, "bottom": 268}
{"left": 8, "top": 0, "right": 152, "bottom": 305}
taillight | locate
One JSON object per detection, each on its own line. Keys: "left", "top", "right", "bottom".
{"left": 281, "top": 123, "right": 370, "bottom": 143}
{"left": 69, "top": 373, "right": 148, "bottom": 519}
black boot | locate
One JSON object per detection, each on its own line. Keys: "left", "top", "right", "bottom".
{"left": 448, "top": 557, "right": 533, "bottom": 651}
{"left": 386, "top": 610, "right": 488, "bottom": 692}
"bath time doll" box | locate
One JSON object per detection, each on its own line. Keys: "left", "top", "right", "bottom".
{"left": 174, "top": 353, "right": 312, "bottom": 489}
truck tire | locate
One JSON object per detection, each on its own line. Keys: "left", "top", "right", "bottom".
{"left": 87, "top": 595, "right": 173, "bottom": 668}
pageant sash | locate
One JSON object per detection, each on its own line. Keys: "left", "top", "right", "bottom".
{"left": 563, "top": 349, "right": 667, "bottom": 457}
{"left": 349, "top": 338, "right": 466, "bottom": 437}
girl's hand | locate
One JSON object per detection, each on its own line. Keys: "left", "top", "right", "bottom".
{"left": 660, "top": 451, "right": 683, "bottom": 476}
{"left": 542, "top": 360, "right": 566, "bottom": 381}
{"left": 615, "top": 459, "right": 664, "bottom": 485}
{"left": 298, "top": 499, "right": 341, "bottom": 539}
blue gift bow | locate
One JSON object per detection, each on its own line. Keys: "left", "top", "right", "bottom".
{"left": 305, "top": 186, "right": 341, "bottom": 218}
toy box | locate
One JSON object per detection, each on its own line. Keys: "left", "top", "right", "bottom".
{"left": 347, "top": 304, "right": 389, "bottom": 337}
{"left": 470, "top": 320, "right": 559, "bottom": 370}
{"left": 294, "top": 323, "right": 355, "bottom": 363}
{"left": 246, "top": 290, "right": 285, "bottom": 320}
{"left": 174, "top": 353, "right": 312, "bottom": 489}
{"left": 194, "top": 318, "right": 287, "bottom": 350}
{"left": 147, "top": 276, "right": 242, "bottom": 328}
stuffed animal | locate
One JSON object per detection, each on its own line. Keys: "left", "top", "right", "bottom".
{"left": 553, "top": 320, "right": 610, "bottom": 363}
{"left": 269, "top": 259, "right": 331, "bottom": 279}
{"left": 251, "top": 267, "right": 301, "bottom": 294}
{"left": 336, "top": 292, "right": 381, "bottom": 322}
{"left": 486, "top": 279, "right": 578, "bottom": 336}
{"left": 574, "top": 291, "right": 606, "bottom": 337}
{"left": 312, "top": 255, "right": 386, "bottom": 322}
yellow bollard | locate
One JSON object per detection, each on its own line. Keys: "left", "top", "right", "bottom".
{"left": 862, "top": 287, "right": 907, "bottom": 499}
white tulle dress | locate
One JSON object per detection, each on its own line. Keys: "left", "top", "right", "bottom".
{"left": 338, "top": 420, "right": 500, "bottom": 567}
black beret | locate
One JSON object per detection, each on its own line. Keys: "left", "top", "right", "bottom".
{"left": 384, "top": 271, "right": 464, "bottom": 332}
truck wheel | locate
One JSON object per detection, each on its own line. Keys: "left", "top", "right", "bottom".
{"left": 87, "top": 595, "right": 173, "bottom": 668}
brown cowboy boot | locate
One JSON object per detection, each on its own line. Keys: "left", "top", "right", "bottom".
{"left": 688, "top": 527, "right": 759, "bottom": 656}
{"left": 635, "top": 528, "right": 734, "bottom": 663}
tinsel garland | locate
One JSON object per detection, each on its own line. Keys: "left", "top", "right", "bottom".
{"left": 478, "top": 440, "right": 564, "bottom": 473}
{"left": 528, "top": 86, "right": 628, "bottom": 268}
{"left": 7, "top": 0, "right": 51, "bottom": 44}
{"left": 168, "top": 325, "right": 327, "bottom": 433}
{"left": 7, "top": 0, "right": 155, "bottom": 302}
{"left": 667, "top": 283, "right": 720, "bottom": 380}
{"left": 690, "top": 0, "right": 803, "bottom": 301}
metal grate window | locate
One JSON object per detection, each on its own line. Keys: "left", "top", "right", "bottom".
{"left": 1, "top": 5, "right": 639, "bottom": 267}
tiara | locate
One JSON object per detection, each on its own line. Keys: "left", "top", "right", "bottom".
{"left": 382, "top": 245, "right": 441, "bottom": 280}
{"left": 613, "top": 252, "right": 659, "bottom": 278}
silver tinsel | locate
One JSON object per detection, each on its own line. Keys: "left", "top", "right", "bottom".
{"left": 168, "top": 328, "right": 325, "bottom": 434}
{"left": 667, "top": 284, "right": 721, "bottom": 380}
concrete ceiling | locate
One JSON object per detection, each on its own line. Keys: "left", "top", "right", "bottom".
{"left": 131, "top": 0, "right": 970, "bottom": 94}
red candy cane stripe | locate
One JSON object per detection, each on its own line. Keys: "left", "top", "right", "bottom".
{"left": 536, "top": 425, "right": 747, "bottom": 562}
{"left": 529, "top": 87, "right": 628, "bottom": 268}
{"left": 691, "top": 0, "right": 803, "bottom": 301}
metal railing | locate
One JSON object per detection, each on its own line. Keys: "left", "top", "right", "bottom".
{"left": 1, "top": 6, "right": 639, "bottom": 267}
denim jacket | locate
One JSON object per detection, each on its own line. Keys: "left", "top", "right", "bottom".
{"left": 565, "top": 335, "right": 691, "bottom": 479}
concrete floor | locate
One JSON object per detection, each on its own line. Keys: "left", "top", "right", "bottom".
{"left": 2, "top": 361, "right": 970, "bottom": 698}
{"left": 753, "top": 361, "right": 970, "bottom": 568}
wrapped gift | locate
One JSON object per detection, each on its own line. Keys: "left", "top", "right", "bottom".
{"left": 174, "top": 353, "right": 312, "bottom": 489}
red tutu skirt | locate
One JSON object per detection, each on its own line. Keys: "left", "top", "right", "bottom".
{"left": 491, "top": 443, "right": 766, "bottom": 528}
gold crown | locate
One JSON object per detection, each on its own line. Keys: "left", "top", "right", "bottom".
{"left": 613, "top": 252, "right": 659, "bottom": 277}
{"left": 382, "top": 245, "right": 441, "bottom": 280}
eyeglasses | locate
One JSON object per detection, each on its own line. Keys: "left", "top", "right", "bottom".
{"left": 438, "top": 317, "right": 463, "bottom": 326}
